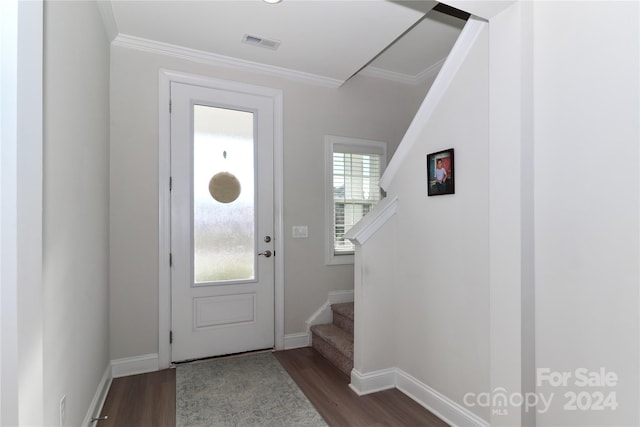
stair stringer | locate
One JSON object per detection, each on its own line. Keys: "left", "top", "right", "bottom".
{"left": 283, "top": 290, "right": 354, "bottom": 350}
{"left": 305, "top": 289, "right": 354, "bottom": 331}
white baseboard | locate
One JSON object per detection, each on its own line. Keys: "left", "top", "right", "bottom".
{"left": 350, "top": 368, "right": 396, "bottom": 395}
{"left": 284, "top": 332, "right": 310, "bottom": 349}
{"left": 350, "top": 367, "right": 489, "bottom": 427}
{"left": 395, "top": 369, "right": 489, "bottom": 427}
{"left": 305, "top": 290, "right": 354, "bottom": 330}
{"left": 82, "top": 363, "right": 112, "bottom": 427}
{"left": 111, "top": 353, "right": 159, "bottom": 378}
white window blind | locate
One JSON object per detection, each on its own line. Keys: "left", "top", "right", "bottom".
{"left": 331, "top": 142, "right": 385, "bottom": 255}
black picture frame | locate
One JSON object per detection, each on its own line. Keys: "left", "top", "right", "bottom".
{"left": 427, "top": 148, "right": 455, "bottom": 196}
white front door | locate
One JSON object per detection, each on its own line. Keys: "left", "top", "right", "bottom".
{"left": 170, "top": 81, "right": 275, "bottom": 362}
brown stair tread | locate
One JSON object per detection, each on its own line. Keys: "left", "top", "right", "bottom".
{"left": 310, "top": 324, "right": 353, "bottom": 359}
{"left": 331, "top": 302, "right": 354, "bottom": 321}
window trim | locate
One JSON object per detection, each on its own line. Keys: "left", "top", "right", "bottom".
{"left": 324, "top": 135, "right": 387, "bottom": 265}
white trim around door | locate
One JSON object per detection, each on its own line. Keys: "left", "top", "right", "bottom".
{"left": 158, "top": 69, "right": 284, "bottom": 369}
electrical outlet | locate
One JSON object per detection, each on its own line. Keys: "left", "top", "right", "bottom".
{"left": 59, "top": 395, "right": 67, "bottom": 426}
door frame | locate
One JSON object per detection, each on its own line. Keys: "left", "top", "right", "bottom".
{"left": 157, "top": 69, "right": 284, "bottom": 369}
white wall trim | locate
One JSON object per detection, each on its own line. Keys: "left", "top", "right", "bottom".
{"left": 305, "top": 290, "right": 354, "bottom": 331}
{"left": 116, "top": 34, "right": 343, "bottom": 88}
{"left": 306, "top": 300, "right": 332, "bottom": 330}
{"left": 272, "top": 89, "right": 285, "bottom": 351}
{"left": 395, "top": 369, "right": 489, "bottom": 427}
{"left": 283, "top": 333, "right": 310, "bottom": 350}
{"left": 360, "top": 58, "right": 446, "bottom": 86}
{"left": 299, "top": 289, "right": 354, "bottom": 350}
{"left": 111, "top": 353, "right": 159, "bottom": 379}
{"left": 414, "top": 58, "right": 447, "bottom": 83}
{"left": 1, "top": 1, "right": 21, "bottom": 424}
{"left": 158, "top": 70, "right": 285, "bottom": 367}
{"left": 109, "top": 35, "right": 447, "bottom": 89}
{"left": 380, "top": 17, "right": 486, "bottom": 191}
{"left": 344, "top": 196, "right": 398, "bottom": 246}
{"left": 349, "top": 368, "right": 396, "bottom": 395}
{"left": 158, "top": 70, "right": 172, "bottom": 369}
{"left": 350, "top": 367, "right": 489, "bottom": 427}
{"left": 360, "top": 67, "right": 421, "bottom": 85}
{"left": 81, "top": 364, "right": 112, "bottom": 427}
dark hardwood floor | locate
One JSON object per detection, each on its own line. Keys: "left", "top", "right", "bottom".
{"left": 99, "top": 368, "right": 175, "bottom": 427}
{"left": 275, "top": 348, "right": 448, "bottom": 427}
{"left": 97, "top": 348, "right": 448, "bottom": 427}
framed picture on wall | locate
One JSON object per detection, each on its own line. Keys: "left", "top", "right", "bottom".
{"left": 427, "top": 148, "right": 455, "bottom": 196}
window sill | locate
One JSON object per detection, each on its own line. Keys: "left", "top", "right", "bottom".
{"left": 326, "top": 252, "right": 354, "bottom": 266}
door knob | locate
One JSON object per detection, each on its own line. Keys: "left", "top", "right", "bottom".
{"left": 258, "top": 250, "right": 272, "bottom": 258}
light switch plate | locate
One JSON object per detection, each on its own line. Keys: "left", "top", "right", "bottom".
{"left": 292, "top": 226, "right": 308, "bottom": 238}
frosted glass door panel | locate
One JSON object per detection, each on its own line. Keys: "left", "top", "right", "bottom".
{"left": 193, "top": 105, "right": 255, "bottom": 283}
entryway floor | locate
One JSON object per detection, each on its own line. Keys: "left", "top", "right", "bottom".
{"left": 98, "top": 347, "right": 448, "bottom": 426}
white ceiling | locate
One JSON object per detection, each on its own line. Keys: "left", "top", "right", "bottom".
{"left": 105, "top": 0, "right": 465, "bottom": 87}
{"left": 368, "top": 8, "right": 466, "bottom": 77}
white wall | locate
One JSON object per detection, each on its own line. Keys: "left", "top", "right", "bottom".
{"left": 534, "top": 2, "right": 639, "bottom": 425}
{"left": 43, "top": 1, "right": 111, "bottom": 426}
{"left": 487, "top": 5, "right": 531, "bottom": 426}
{"left": 387, "top": 23, "right": 490, "bottom": 421}
{"left": 109, "top": 45, "right": 429, "bottom": 359}
{"left": 352, "top": 211, "right": 398, "bottom": 373}
{"left": 353, "top": 1, "right": 640, "bottom": 426}
{"left": 353, "top": 18, "right": 491, "bottom": 422}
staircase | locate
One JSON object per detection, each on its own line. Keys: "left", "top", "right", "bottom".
{"left": 310, "top": 302, "right": 354, "bottom": 376}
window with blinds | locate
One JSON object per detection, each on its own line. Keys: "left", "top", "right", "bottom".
{"left": 325, "top": 136, "right": 386, "bottom": 264}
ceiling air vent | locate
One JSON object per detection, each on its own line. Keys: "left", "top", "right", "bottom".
{"left": 242, "top": 34, "right": 281, "bottom": 51}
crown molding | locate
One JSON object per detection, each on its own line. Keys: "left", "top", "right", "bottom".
{"left": 414, "top": 57, "right": 446, "bottom": 82}
{"left": 359, "top": 67, "right": 418, "bottom": 84}
{"left": 360, "top": 57, "right": 446, "bottom": 85}
{"left": 112, "top": 34, "right": 344, "bottom": 88}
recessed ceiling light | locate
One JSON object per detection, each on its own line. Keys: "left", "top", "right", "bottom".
{"left": 263, "top": 0, "right": 282, "bottom": 4}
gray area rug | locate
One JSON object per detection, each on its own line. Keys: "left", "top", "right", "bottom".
{"left": 176, "top": 352, "right": 328, "bottom": 427}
